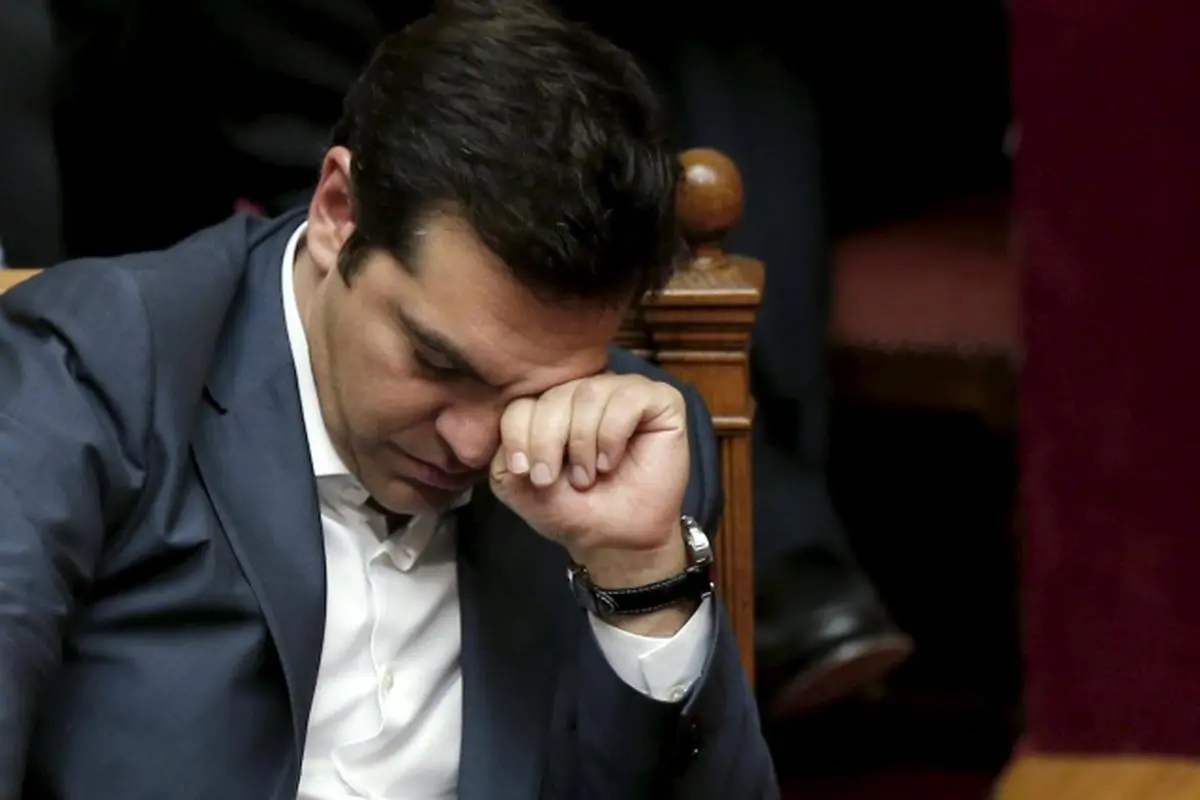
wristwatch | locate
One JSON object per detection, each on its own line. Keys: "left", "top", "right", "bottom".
{"left": 568, "top": 515, "right": 715, "bottom": 617}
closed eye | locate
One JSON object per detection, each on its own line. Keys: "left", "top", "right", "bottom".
{"left": 399, "top": 308, "right": 494, "bottom": 385}
{"left": 414, "top": 347, "right": 463, "bottom": 379}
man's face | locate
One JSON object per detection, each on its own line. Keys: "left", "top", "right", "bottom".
{"left": 302, "top": 214, "right": 625, "bottom": 515}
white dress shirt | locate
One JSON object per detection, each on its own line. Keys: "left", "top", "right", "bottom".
{"left": 282, "top": 224, "right": 713, "bottom": 799}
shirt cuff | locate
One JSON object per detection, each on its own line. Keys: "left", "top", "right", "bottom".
{"left": 588, "top": 597, "right": 714, "bottom": 703}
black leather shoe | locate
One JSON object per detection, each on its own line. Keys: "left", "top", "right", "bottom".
{"left": 756, "top": 556, "right": 913, "bottom": 719}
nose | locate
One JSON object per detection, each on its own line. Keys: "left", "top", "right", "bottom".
{"left": 434, "top": 401, "right": 501, "bottom": 471}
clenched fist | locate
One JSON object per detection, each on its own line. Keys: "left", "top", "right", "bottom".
{"left": 489, "top": 373, "right": 690, "bottom": 569}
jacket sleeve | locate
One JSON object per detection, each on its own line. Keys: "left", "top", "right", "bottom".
{"left": 568, "top": 381, "right": 780, "bottom": 798}
{"left": 0, "top": 266, "right": 152, "bottom": 792}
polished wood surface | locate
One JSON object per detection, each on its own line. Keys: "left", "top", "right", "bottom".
{"left": 998, "top": 755, "right": 1200, "bottom": 799}
{"left": 619, "top": 147, "right": 761, "bottom": 677}
{"left": 1, "top": 148, "right": 761, "bottom": 676}
{"left": 0, "top": 269, "right": 36, "bottom": 292}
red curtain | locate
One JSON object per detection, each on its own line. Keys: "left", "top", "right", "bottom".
{"left": 1014, "top": 0, "right": 1200, "bottom": 756}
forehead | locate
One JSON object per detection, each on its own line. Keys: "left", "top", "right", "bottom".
{"left": 385, "top": 216, "right": 625, "bottom": 387}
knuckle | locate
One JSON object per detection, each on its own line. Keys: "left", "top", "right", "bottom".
{"left": 568, "top": 429, "right": 594, "bottom": 453}
{"left": 505, "top": 396, "right": 535, "bottom": 416}
{"left": 606, "top": 382, "right": 638, "bottom": 406}
{"left": 596, "top": 417, "right": 628, "bottom": 447}
{"left": 571, "top": 379, "right": 599, "bottom": 405}
{"left": 529, "top": 408, "right": 567, "bottom": 451}
{"left": 662, "top": 383, "right": 685, "bottom": 407}
{"left": 499, "top": 399, "right": 532, "bottom": 435}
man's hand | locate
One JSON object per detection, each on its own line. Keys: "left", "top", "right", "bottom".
{"left": 490, "top": 374, "right": 693, "bottom": 631}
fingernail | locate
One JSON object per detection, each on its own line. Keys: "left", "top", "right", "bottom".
{"left": 530, "top": 462, "right": 552, "bottom": 486}
{"left": 596, "top": 453, "right": 611, "bottom": 472}
{"left": 571, "top": 465, "right": 589, "bottom": 488}
{"left": 509, "top": 451, "right": 529, "bottom": 474}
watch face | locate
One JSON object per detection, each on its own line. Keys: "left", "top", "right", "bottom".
{"left": 567, "top": 565, "right": 594, "bottom": 613}
{"left": 681, "top": 516, "right": 714, "bottom": 566}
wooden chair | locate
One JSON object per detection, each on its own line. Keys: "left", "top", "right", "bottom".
{"left": 0, "top": 147, "right": 763, "bottom": 674}
{"left": 618, "top": 148, "right": 762, "bottom": 675}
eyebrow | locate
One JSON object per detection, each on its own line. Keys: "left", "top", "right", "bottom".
{"left": 399, "top": 309, "right": 496, "bottom": 386}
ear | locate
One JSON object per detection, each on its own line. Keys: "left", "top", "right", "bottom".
{"left": 306, "top": 146, "right": 356, "bottom": 278}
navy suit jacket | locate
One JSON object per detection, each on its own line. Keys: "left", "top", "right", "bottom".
{"left": 0, "top": 212, "right": 778, "bottom": 799}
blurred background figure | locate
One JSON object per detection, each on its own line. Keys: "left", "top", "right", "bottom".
{"left": 0, "top": 0, "right": 62, "bottom": 267}
{"left": 588, "top": 10, "right": 917, "bottom": 717}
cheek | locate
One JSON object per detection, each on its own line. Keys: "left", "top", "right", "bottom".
{"left": 343, "top": 326, "right": 444, "bottom": 437}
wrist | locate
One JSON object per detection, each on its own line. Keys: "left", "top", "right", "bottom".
{"left": 572, "top": 519, "right": 698, "bottom": 637}
{"left": 572, "top": 519, "right": 687, "bottom": 589}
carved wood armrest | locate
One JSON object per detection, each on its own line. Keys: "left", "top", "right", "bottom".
{"left": 618, "top": 148, "right": 763, "bottom": 677}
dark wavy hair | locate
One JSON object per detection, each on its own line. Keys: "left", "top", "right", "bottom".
{"left": 330, "top": 0, "right": 684, "bottom": 305}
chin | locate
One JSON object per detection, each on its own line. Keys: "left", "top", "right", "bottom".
{"left": 371, "top": 472, "right": 473, "bottom": 516}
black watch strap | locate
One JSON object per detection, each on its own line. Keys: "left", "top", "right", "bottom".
{"left": 568, "top": 516, "right": 714, "bottom": 617}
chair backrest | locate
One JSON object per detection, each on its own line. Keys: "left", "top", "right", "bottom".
{"left": 0, "top": 149, "right": 764, "bottom": 675}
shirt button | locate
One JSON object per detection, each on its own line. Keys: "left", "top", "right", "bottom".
{"left": 380, "top": 667, "right": 395, "bottom": 693}
{"left": 674, "top": 719, "right": 703, "bottom": 772}
{"left": 668, "top": 686, "right": 687, "bottom": 703}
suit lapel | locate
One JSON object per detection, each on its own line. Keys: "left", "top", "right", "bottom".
{"left": 193, "top": 368, "right": 325, "bottom": 759}
{"left": 185, "top": 210, "right": 570, "bottom": 792}
{"left": 192, "top": 211, "right": 326, "bottom": 759}
{"left": 456, "top": 492, "right": 572, "bottom": 800}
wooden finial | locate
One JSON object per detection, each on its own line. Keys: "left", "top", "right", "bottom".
{"left": 677, "top": 148, "right": 745, "bottom": 267}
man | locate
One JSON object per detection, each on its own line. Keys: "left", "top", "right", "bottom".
{"left": 51, "top": 0, "right": 911, "bottom": 718}
{"left": 0, "top": 3, "right": 776, "bottom": 798}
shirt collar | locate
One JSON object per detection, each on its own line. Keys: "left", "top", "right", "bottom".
{"left": 280, "top": 222, "right": 354, "bottom": 483}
